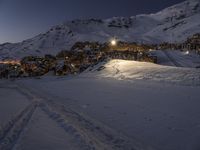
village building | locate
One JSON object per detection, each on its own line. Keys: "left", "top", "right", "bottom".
{"left": 0, "top": 41, "right": 158, "bottom": 78}
{"left": 182, "top": 33, "right": 200, "bottom": 53}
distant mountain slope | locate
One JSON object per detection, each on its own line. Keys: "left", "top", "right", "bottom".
{"left": 0, "top": 0, "right": 200, "bottom": 59}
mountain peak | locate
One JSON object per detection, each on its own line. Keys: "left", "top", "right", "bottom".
{"left": 155, "top": 0, "right": 200, "bottom": 19}
{"left": 0, "top": 0, "right": 200, "bottom": 60}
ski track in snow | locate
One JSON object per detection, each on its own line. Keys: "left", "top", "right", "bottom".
{"left": 162, "top": 50, "right": 183, "bottom": 67}
{"left": 0, "top": 82, "right": 154, "bottom": 150}
{"left": 0, "top": 101, "right": 37, "bottom": 150}
{"left": 18, "top": 83, "right": 154, "bottom": 150}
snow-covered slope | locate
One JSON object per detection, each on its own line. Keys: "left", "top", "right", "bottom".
{"left": 0, "top": 0, "right": 200, "bottom": 59}
{"left": 83, "top": 59, "right": 200, "bottom": 86}
{"left": 6, "top": 58, "right": 200, "bottom": 150}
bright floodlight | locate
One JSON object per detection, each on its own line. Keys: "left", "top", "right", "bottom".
{"left": 185, "top": 51, "right": 189, "bottom": 55}
{"left": 111, "top": 39, "right": 117, "bottom": 46}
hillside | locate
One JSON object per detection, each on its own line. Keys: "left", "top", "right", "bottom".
{"left": 1, "top": 56, "right": 199, "bottom": 150}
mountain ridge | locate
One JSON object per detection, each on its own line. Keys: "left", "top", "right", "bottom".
{"left": 0, "top": 0, "right": 199, "bottom": 59}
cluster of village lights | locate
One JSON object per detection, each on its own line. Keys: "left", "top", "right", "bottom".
{"left": 0, "top": 60, "right": 20, "bottom": 65}
{"left": 109, "top": 39, "right": 191, "bottom": 56}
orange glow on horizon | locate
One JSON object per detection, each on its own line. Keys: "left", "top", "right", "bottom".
{"left": 0, "top": 60, "right": 21, "bottom": 65}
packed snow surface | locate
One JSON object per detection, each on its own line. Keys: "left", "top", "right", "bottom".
{"left": 1, "top": 50, "right": 200, "bottom": 150}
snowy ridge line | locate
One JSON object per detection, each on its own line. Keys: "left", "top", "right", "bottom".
{"left": 16, "top": 83, "right": 156, "bottom": 150}
{"left": 0, "top": 102, "right": 38, "bottom": 150}
{"left": 162, "top": 50, "right": 183, "bottom": 67}
{"left": 0, "top": 0, "right": 200, "bottom": 59}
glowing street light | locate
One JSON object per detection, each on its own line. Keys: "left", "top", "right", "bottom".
{"left": 111, "top": 39, "right": 117, "bottom": 46}
{"left": 185, "top": 51, "right": 189, "bottom": 55}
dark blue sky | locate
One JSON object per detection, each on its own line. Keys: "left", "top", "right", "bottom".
{"left": 0, "top": 0, "right": 185, "bottom": 44}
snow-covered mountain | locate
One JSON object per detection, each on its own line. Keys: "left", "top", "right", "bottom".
{"left": 0, "top": 0, "right": 200, "bottom": 59}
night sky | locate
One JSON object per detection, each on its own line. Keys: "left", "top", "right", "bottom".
{"left": 0, "top": 0, "right": 185, "bottom": 44}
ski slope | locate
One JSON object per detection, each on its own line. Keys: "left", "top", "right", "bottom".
{"left": 162, "top": 50, "right": 200, "bottom": 68}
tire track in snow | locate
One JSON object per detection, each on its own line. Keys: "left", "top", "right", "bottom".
{"left": 39, "top": 103, "right": 96, "bottom": 150}
{"left": 16, "top": 83, "right": 155, "bottom": 150}
{"left": 0, "top": 102, "right": 38, "bottom": 150}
